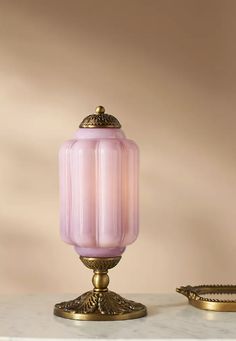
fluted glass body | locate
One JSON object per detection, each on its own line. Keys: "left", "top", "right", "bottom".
{"left": 59, "top": 128, "right": 139, "bottom": 257}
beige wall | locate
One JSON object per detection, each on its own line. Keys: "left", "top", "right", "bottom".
{"left": 0, "top": 0, "right": 236, "bottom": 294}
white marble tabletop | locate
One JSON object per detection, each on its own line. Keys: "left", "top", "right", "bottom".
{"left": 0, "top": 293, "right": 236, "bottom": 340}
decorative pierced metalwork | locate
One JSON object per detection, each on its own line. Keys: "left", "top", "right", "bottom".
{"left": 80, "top": 256, "right": 121, "bottom": 271}
{"left": 79, "top": 106, "right": 121, "bottom": 128}
{"left": 177, "top": 285, "right": 236, "bottom": 311}
{"left": 54, "top": 291, "right": 146, "bottom": 321}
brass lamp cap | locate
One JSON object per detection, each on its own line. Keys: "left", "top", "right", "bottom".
{"left": 79, "top": 106, "right": 121, "bottom": 128}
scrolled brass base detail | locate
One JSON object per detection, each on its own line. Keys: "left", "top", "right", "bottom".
{"left": 54, "top": 256, "right": 147, "bottom": 321}
{"left": 54, "top": 290, "right": 147, "bottom": 321}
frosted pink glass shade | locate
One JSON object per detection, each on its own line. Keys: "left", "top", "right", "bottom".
{"left": 59, "top": 128, "right": 139, "bottom": 257}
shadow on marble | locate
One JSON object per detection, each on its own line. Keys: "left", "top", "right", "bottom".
{"left": 147, "top": 301, "right": 187, "bottom": 316}
{"left": 145, "top": 304, "right": 158, "bottom": 316}
{"left": 153, "top": 301, "right": 187, "bottom": 309}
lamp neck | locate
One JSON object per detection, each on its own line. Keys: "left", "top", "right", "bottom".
{"left": 74, "top": 128, "right": 126, "bottom": 139}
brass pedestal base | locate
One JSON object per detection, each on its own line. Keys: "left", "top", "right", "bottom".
{"left": 54, "top": 290, "right": 147, "bottom": 321}
{"left": 54, "top": 256, "right": 147, "bottom": 321}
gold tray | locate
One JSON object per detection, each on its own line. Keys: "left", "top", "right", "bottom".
{"left": 176, "top": 285, "right": 236, "bottom": 311}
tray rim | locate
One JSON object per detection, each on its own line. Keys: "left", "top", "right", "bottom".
{"left": 176, "top": 285, "right": 236, "bottom": 311}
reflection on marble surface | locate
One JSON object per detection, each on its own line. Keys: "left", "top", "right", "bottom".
{"left": 0, "top": 294, "right": 236, "bottom": 340}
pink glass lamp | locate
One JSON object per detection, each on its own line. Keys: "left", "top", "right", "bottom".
{"left": 54, "top": 106, "right": 147, "bottom": 321}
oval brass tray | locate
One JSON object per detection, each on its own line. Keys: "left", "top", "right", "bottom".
{"left": 176, "top": 285, "right": 236, "bottom": 311}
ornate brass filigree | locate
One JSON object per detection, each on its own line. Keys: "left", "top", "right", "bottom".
{"left": 79, "top": 106, "right": 121, "bottom": 129}
{"left": 177, "top": 285, "right": 236, "bottom": 311}
{"left": 54, "top": 256, "right": 147, "bottom": 321}
{"left": 54, "top": 291, "right": 146, "bottom": 321}
{"left": 80, "top": 256, "right": 120, "bottom": 271}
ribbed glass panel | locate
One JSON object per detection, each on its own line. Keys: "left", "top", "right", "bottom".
{"left": 59, "top": 139, "right": 76, "bottom": 244}
{"left": 70, "top": 139, "right": 96, "bottom": 247}
{"left": 97, "top": 139, "right": 122, "bottom": 247}
{"left": 121, "top": 140, "right": 139, "bottom": 245}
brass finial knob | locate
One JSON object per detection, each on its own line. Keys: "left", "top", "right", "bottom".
{"left": 95, "top": 106, "right": 105, "bottom": 114}
{"left": 79, "top": 106, "right": 121, "bottom": 128}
